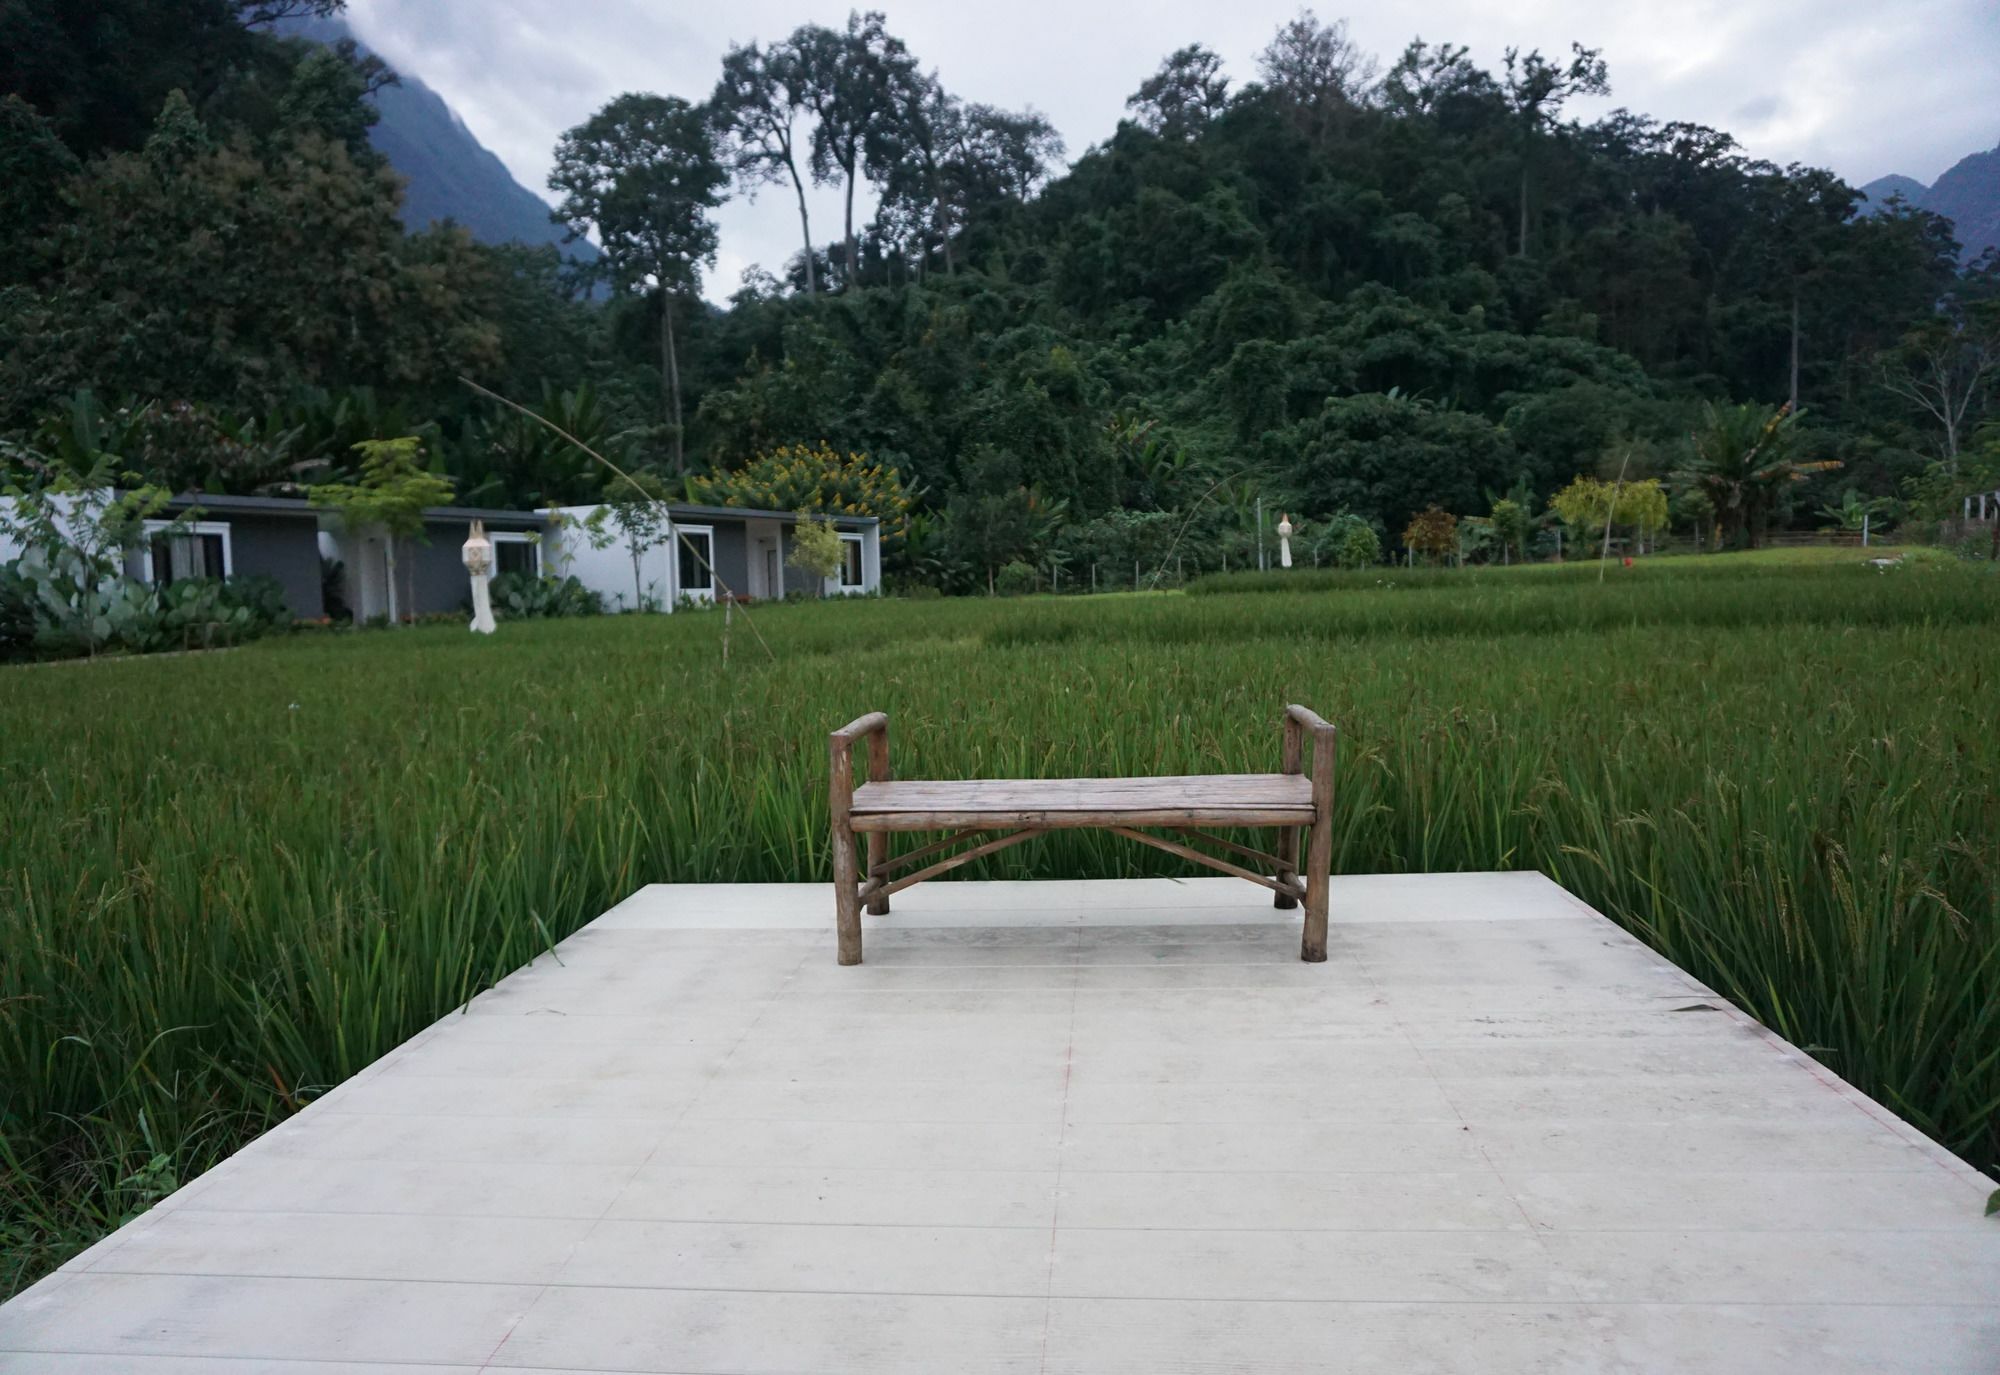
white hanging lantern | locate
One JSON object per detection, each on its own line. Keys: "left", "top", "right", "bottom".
{"left": 461, "top": 519, "right": 496, "bottom": 634}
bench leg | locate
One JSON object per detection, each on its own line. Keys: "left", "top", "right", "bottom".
{"left": 865, "top": 727, "right": 891, "bottom": 915}
{"left": 1300, "top": 819, "right": 1330, "bottom": 962}
{"left": 1301, "top": 729, "right": 1336, "bottom": 963}
{"left": 866, "top": 832, "right": 889, "bottom": 915}
{"left": 833, "top": 821, "right": 863, "bottom": 966}
{"left": 1273, "top": 825, "right": 1300, "bottom": 910}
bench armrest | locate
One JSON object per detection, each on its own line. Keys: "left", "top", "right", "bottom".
{"left": 1284, "top": 704, "right": 1335, "bottom": 737}
{"left": 832, "top": 711, "right": 889, "bottom": 744}
{"left": 1280, "top": 704, "right": 1337, "bottom": 792}
{"left": 829, "top": 713, "right": 893, "bottom": 817}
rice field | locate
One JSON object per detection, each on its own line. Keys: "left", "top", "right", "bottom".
{"left": 3, "top": 548, "right": 1997, "bottom": 1294}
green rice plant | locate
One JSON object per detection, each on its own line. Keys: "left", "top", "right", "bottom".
{"left": 1, "top": 551, "right": 1996, "bottom": 1294}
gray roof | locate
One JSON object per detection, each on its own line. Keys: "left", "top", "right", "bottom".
{"left": 157, "top": 493, "right": 877, "bottom": 528}
{"left": 159, "top": 492, "right": 322, "bottom": 518}
{"left": 606, "top": 502, "right": 880, "bottom": 528}
{"left": 420, "top": 505, "right": 548, "bottom": 525}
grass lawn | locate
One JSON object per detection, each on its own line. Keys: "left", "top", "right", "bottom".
{"left": 2, "top": 548, "right": 1997, "bottom": 1293}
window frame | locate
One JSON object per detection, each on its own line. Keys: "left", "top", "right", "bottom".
{"left": 140, "top": 519, "right": 233, "bottom": 586}
{"left": 673, "top": 523, "right": 716, "bottom": 602}
{"left": 836, "top": 530, "right": 866, "bottom": 591}
{"left": 489, "top": 530, "right": 540, "bottom": 579}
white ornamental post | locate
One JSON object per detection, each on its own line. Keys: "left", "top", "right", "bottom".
{"left": 1277, "top": 512, "right": 1294, "bottom": 569}
{"left": 462, "top": 518, "right": 496, "bottom": 635}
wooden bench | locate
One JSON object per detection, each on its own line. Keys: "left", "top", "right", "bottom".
{"left": 827, "top": 705, "right": 1337, "bottom": 965}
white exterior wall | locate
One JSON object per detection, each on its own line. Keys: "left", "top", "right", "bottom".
{"left": 543, "top": 507, "right": 673, "bottom": 613}
{"left": 544, "top": 506, "right": 881, "bottom": 610}
{"left": 0, "top": 492, "right": 98, "bottom": 569}
{"left": 2, "top": 491, "right": 172, "bottom": 589}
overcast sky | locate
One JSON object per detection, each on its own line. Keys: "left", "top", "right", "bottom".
{"left": 344, "top": 0, "right": 1999, "bottom": 301}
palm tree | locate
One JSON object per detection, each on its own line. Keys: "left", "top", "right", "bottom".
{"left": 1672, "top": 403, "right": 1839, "bottom": 549}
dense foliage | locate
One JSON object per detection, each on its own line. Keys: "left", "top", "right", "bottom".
{"left": 4, "top": 3, "right": 1998, "bottom": 585}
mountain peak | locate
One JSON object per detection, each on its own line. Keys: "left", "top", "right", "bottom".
{"left": 1859, "top": 143, "right": 2000, "bottom": 262}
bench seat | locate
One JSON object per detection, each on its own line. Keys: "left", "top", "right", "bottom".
{"left": 849, "top": 773, "right": 1315, "bottom": 830}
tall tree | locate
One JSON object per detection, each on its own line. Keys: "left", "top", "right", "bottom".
{"left": 955, "top": 103, "right": 1064, "bottom": 207}
{"left": 1127, "top": 45, "right": 1230, "bottom": 138}
{"left": 1878, "top": 300, "right": 2000, "bottom": 464}
{"left": 1379, "top": 39, "right": 1488, "bottom": 118}
{"left": 0, "top": 0, "right": 344, "bottom": 157}
{"left": 1502, "top": 43, "right": 1608, "bottom": 256}
{"left": 0, "top": 95, "right": 76, "bottom": 284}
{"left": 550, "top": 93, "right": 726, "bottom": 473}
{"left": 868, "top": 57, "right": 957, "bottom": 274}
{"left": 1255, "top": 10, "right": 1378, "bottom": 145}
{"left": 0, "top": 87, "right": 499, "bottom": 426}
{"left": 796, "top": 11, "right": 898, "bottom": 290}
{"left": 1747, "top": 165, "right": 1856, "bottom": 411}
{"left": 711, "top": 40, "right": 817, "bottom": 296}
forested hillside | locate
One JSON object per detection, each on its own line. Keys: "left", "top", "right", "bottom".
{"left": 3, "top": 1, "right": 1997, "bottom": 590}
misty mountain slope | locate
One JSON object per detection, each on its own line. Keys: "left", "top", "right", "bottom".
{"left": 1861, "top": 145, "right": 1999, "bottom": 261}
{"left": 1922, "top": 146, "right": 2000, "bottom": 263}
{"left": 278, "top": 15, "right": 596, "bottom": 267}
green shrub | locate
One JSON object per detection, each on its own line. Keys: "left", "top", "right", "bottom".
{"left": 995, "top": 560, "right": 1038, "bottom": 596}
{"left": 0, "top": 563, "right": 36, "bottom": 658}
{"left": 490, "top": 572, "right": 604, "bottom": 620}
{"left": 1336, "top": 522, "right": 1382, "bottom": 569}
{"left": 0, "top": 562, "right": 289, "bottom": 659}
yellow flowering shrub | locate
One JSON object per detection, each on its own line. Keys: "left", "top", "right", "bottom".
{"left": 690, "top": 443, "right": 911, "bottom": 549}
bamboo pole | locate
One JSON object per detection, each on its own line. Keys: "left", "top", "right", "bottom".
{"left": 458, "top": 376, "right": 774, "bottom": 661}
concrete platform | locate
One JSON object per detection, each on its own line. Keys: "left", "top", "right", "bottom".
{"left": 2, "top": 873, "right": 1995, "bottom": 1373}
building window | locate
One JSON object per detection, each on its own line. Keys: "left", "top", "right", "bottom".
{"left": 143, "top": 520, "right": 231, "bottom": 585}
{"left": 491, "top": 532, "right": 539, "bottom": 578}
{"left": 675, "top": 525, "right": 715, "bottom": 598}
{"left": 838, "top": 531, "right": 865, "bottom": 589}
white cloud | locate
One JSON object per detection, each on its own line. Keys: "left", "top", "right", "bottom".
{"left": 344, "top": 0, "right": 2000, "bottom": 301}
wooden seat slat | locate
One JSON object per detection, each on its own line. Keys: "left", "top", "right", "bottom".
{"left": 850, "top": 774, "right": 1313, "bottom": 830}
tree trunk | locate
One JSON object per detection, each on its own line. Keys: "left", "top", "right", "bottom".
{"left": 661, "top": 292, "right": 683, "bottom": 475}
{"left": 934, "top": 192, "right": 955, "bottom": 275}
{"left": 631, "top": 546, "right": 643, "bottom": 609}
{"left": 787, "top": 156, "right": 816, "bottom": 296}
{"left": 843, "top": 166, "right": 858, "bottom": 290}
{"left": 1788, "top": 287, "right": 1801, "bottom": 413}
{"left": 384, "top": 534, "right": 399, "bottom": 625}
{"left": 1517, "top": 159, "right": 1530, "bottom": 257}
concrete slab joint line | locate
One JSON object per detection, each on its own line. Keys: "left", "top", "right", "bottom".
{"left": 1, "top": 874, "right": 1995, "bottom": 1375}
